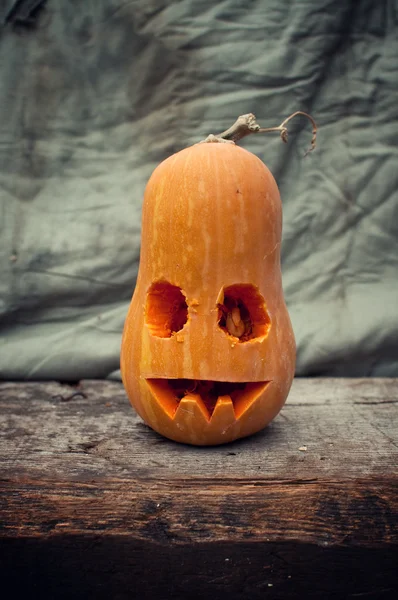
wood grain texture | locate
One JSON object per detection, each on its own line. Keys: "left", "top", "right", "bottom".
{"left": 0, "top": 378, "right": 397, "bottom": 599}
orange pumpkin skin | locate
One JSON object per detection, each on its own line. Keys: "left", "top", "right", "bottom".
{"left": 121, "top": 141, "right": 295, "bottom": 445}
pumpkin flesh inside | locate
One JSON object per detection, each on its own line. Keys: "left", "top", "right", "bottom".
{"left": 146, "top": 378, "right": 270, "bottom": 421}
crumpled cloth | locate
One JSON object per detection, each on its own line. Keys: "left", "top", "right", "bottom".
{"left": 1, "top": 0, "right": 397, "bottom": 379}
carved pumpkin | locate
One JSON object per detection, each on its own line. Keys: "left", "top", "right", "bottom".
{"left": 121, "top": 114, "right": 315, "bottom": 445}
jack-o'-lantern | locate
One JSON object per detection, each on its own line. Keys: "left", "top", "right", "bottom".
{"left": 121, "top": 112, "right": 317, "bottom": 445}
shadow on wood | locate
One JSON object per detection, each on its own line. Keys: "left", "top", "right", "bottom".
{"left": 1, "top": 536, "right": 397, "bottom": 600}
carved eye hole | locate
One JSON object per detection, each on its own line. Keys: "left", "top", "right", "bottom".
{"left": 217, "top": 284, "right": 271, "bottom": 342}
{"left": 145, "top": 281, "right": 188, "bottom": 338}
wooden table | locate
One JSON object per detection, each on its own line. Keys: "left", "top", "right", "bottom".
{"left": 0, "top": 378, "right": 397, "bottom": 599}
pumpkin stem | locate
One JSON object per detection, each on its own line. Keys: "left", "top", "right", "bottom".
{"left": 211, "top": 111, "right": 317, "bottom": 155}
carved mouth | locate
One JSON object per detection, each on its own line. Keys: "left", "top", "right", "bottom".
{"left": 146, "top": 378, "right": 270, "bottom": 421}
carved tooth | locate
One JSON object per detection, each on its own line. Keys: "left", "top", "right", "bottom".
{"left": 209, "top": 394, "right": 236, "bottom": 430}
{"left": 174, "top": 393, "right": 211, "bottom": 424}
{"left": 233, "top": 381, "right": 271, "bottom": 419}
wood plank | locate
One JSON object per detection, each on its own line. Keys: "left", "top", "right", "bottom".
{"left": 0, "top": 378, "right": 397, "bottom": 599}
{"left": 1, "top": 476, "right": 397, "bottom": 546}
{"left": 0, "top": 378, "right": 397, "bottom": 481}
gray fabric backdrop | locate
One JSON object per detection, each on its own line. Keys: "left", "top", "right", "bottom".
{"left": 1, "top": 0, "right": 397, "bottom": 380}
